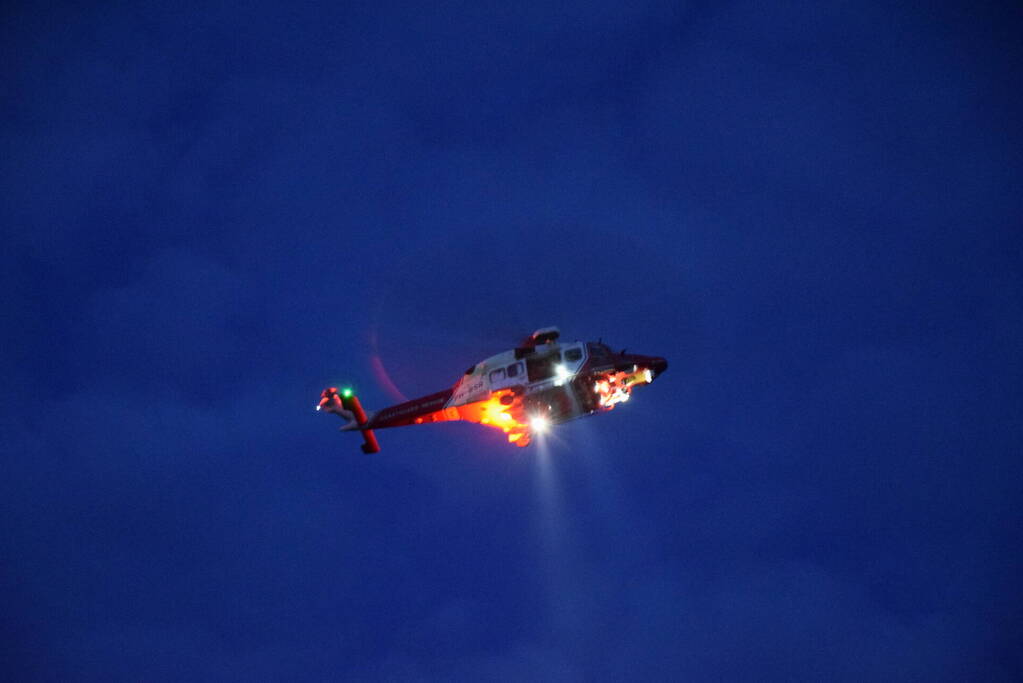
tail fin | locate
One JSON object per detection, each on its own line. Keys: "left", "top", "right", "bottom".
{"left": 317, "top": 387, "right": 381, "bottom": 453}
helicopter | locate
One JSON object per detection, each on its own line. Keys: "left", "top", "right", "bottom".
{"left": 317, "top": 327, "right": 667, "bottom": 452}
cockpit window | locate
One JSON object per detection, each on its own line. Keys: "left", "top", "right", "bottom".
{"left": 506, "top": 362, "right": 521, "bottom": 378}
{"left": 489, "top": 368, "right": 506, "bottom": 383}
{"left": 565, "top": 348, "right": 582, "bottom": 362}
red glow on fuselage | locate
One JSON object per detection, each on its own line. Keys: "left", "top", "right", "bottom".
{"left": 454, "top": 389, "right": 531, "bottom": 446}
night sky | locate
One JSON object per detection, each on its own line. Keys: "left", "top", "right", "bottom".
{"left": 3, "top": 1, "right": 1022, "bottom": 680}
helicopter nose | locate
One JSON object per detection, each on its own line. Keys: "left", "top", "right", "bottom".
{"left": 651, "top": 357, "right": 668, "bottom": 377}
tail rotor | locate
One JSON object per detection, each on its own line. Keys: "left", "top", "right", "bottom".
{"left": 317, "top": 387, "right": 381, "bottom": 453}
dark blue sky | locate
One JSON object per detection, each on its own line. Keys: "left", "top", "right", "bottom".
{"left": 3, "top": 1, "right": 1021, "bottom": 680}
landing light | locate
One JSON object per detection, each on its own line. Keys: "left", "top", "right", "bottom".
{"left": 530, "top": 416, "right": 550, "bottom": 433}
